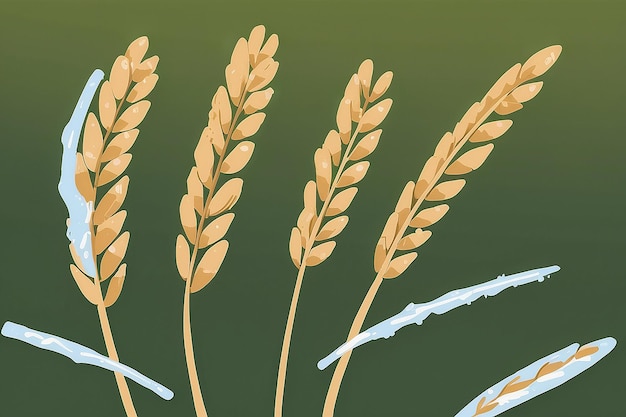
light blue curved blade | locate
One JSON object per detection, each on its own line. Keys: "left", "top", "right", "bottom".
{"left": 2, "top": 321, "right": 174, "bottom": 400}
{"left": 455, "top": 337, "right": 616, "bottom": 417}
{"left": 318, "top": 266, "right": 560, "bottom": 370}
{"left": 58, "top": 69, "right": 103, "bottom": 278}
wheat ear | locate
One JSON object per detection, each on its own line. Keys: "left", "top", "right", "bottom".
{"left": 65, "top": 36, "right": 159, "bottom": 417}
{"left": 275, "top": 60, "right": 393, "bottom": 417}
{"left": 174, "top": 25, "right": 279, "bottom": 417}
{"left": 322, "top": 45, "right": 562, "bottom": 417}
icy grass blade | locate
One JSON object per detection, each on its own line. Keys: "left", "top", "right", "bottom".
{"left": 455, "top": 337, "right": 617, "bottom": 416}
{"left": 2, "top": 321, "right": 174, "bottom": 400}
{"left": 318, "top": 266, "right": 560, "bottom": 370}
{"left": 58, "top": 69, "right": 103, "bottom": 278}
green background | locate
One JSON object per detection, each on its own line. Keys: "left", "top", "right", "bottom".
{"left": 1, "top": 0, "right": 624, "bottom": 415}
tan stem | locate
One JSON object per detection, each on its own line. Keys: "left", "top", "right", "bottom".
{"left": 322, "top": 276, "right": 383, "bottom": 416}
{"left": 274, "top": 99, "right": 372, "bottom": 417}
{"left": 95, "top": 283, "right": 138, "bottom": 417}
{"left": 274, "top": 265, "right": 307, "bottom": 417}
{"left": 183, "top": 278, "right": 208, "bottom": 417}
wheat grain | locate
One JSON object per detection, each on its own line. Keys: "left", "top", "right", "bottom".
{"left": 64, "top": 35, "right": 159, "bottom": 417}
{"left": 276, "top": 60, "right": 394, "bottom": 417}
{"left": 322, "top": 45, "right": 562, "bottom": 417}
{"left": 174, "top": 25, "right": 279, "bottom": 417}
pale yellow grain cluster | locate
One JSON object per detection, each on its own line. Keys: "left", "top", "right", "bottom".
{"left": 373, "top": 46, "right": 562, "bottom": 280}
{"left": 70, "top": 36, "right": 159, "bottom": 306}
{"left": 289, "top": 60, "right": 394, "bottom": 268}
{"left": 175, "top": 25, "right": 279, "bottom": 293}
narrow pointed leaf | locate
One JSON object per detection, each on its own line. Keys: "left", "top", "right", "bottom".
{"left": 369, "top": 71, "right": 393, "bottom": 101}
{"left": 327, "top": 187, "right": 358, "bottom": 216}
{"left": 113, "top": 100, "right": 151, "bottom": 132}
{"left": 100, "top": 231, "right": 130, "bottom": 281}
{"left": 175, "top": 234, "right": 190, "bottom": 280}
{"left": 289, "top": 227, "right": 302, "bottom": 268}
{"left": 445, "top": 144, "right": 494, "bottom": 175}
{"left": 337, "top": 161, "right": 369, "bottom": 187}
{"left": 93, "top": 176, "right": 129, "bottom": 225}
{"left": 98, "top": 81, "right": 116, "bottom": 130}
{"left": 520, "top": 45, "right": 562, "bottom": 81}
{"left": 316, "top": 216, "right": 349, "bottom": 241}
{"left": 397, "top": 230, "right": 431, "bottom": 251}
{"left": 102, "top": 129, "right": 139, "bottom": 162}
{"left": 69, "top": 264, "right": 98, "bottom": 305}
{"left": 222, "top": 141, "right": 255, "bottom": 174}
{"left": 306, "top": 241, "right": 336, "bottom": 266}
{"left": 410, "top": 204, "right": 449, "bottom": 228}
{"left": 323, "top": 130, "right": 342, "bottom": 166}
{"left": 97, "top": 154, "right": 132, "bottom": 186}
{"left": 470, "top": 120, "right": 513, "bottom": 143}
{"left": 191, "top": 240, "right": 229, "bottom": 293}
{"left": 95, "top": 210, "right": 127, "bottom": 255}
{"left": 348, "top": 129, "right": 381, "bottom": 161}
{"left": 426, "top": 179, "right": 466, "bottom": 201}
{"left": 82, "top": 113, "right": 104, "bottom": 172}
{"left": 199, "top": 213, "right": 235, "bottom": 249}
{"left": 179, "top": 194, "right": 197, "bottom": 242}
{"left": 383, "top": 252, "right": 417, "bottom": 279}
{"left": 232, "top": 113, "right": 265, "bottom": 140}
{"left": 104, "top": 265, "right": 126, "bottom": 307}
{"left": 127, "top": 73, "right": 158, "bottom": 103}
{"left": 208, "top": 178, "right": 243, "bottom": 216}
{"left": 110, "top": 56, "right": 131, "bottom": 100}
{"left": 315, "top": 148, "right": 332, "bottom": 200}
{"left": 358, "top": 98, "right": 392, "bottom": 132}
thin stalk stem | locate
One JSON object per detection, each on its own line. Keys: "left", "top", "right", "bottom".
{"left": 273, "top": 265, "right": 306, "bottom": 417}
{"left": 95, "top": 283, "right": 138, "bottom": 417}
{"left": 274, "top": 99, "right": 370, "bottom": 417}
{"left": 183, "top": 278, "right": 208, "bottom": 417}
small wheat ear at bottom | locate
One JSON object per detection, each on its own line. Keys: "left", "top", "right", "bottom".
{"left": 174, "top": 25, "right": 279, "bottom": 417}
{"left": 321, "top": 45, "right": 562, "bottom": 417}
{"left": 62, "top": 36, "right": 159, "bottom": 417}
{"left": 275, "top": 60, "right": 393, "bottom": 417}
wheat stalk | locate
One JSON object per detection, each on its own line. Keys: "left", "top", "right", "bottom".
{"left": 61, "top": 36, "right": 158, "bottom": 417}
{"left": 174, "top": 25, "right": 279, "bottom": 417}
{"left": 321, "top": 45, "right": 562, "bottom": 416}
{"left": 275, "top": 60, "right": 393, "bottom": 417}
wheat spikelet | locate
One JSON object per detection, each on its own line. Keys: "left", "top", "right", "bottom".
{"left": 176, "top": 25, "right": 278, "bottom": 417}
{"left": 276, "top": 60, "right": 393, "bottom": 417}
{"left": 373, "top": 45, "right": 562, "bottom": 281}
{"left": 175, "top": 25, "right": 278, "bottom": 293}
{"left": 69, "top": 36, "right": 158, "bottom": 307}
{"left": 322, "top": 45, "right": 562, "bottom": 417}
{"left": 288, "top": 60, "right": 393, "bottom": 269}
{"left": 60, "top": 35, "right": 158, "bottom": 417}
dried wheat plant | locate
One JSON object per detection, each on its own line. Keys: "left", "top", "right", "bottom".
{"left": 275, "top": 60, "right": 393, "bottom": 417}
{"left": 174, "top": 25, "right": 279, "bottom": 417}
{"left": 67, "top": 36, "right": 158, "bottom": 417}
{"left": 321, "top": 45, "right": 562, "bottom": 416}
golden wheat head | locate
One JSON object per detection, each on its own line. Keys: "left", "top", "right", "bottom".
{"left": 175, "top": 25, "right": 279, "bottom": 293}
{"left": 69, "top": 36, "right": 159, "bottom": 307}
{"left": 373, "top": 45, "right": 562, "bottom": 280}
{"left": 288, "top": 60, "right": 394, "bottom": 268}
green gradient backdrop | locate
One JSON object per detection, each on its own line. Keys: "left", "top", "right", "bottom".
{"left": 1, "top": 0, "right": 624, "bottom": 416}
